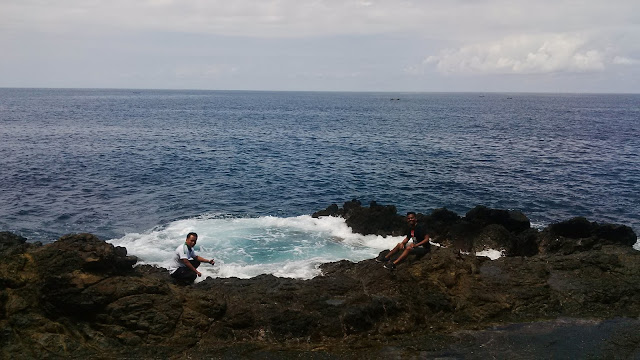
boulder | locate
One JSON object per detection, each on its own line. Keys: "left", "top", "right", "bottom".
{"left": 539, "top": 218, "right": 638, "bottom": 254}
{"left": 343, "top": 201, "right": 406, "bottom": 236}
{"left": 0, "top": 231, "right": 27, "bottom": 249}
{"left": 420, "top": 207, "right": 461, "bottom": 238}
{"left": 548, "top": 217, "right": 593, "bottom": 238}
{"left": 311, "top": 203, "right": 340, "bottom": 218}
{"left": 464, "top": 205, "right": 531, "bottom": 234}
{"left": 0, "top": 231, "right": 29, "bottom": 256}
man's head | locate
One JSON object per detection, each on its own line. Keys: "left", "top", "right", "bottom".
{"left": 406, "top": 212, "right": 417, "bottom": 227}
{"left": 185, "top": 232, "right": 198, "bottom": 248}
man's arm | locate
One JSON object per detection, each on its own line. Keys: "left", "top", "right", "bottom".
{"left": 196, "top": 255, "right": 215, "bottom": 265}
{"left": 180, "top": 258, "right": 201, "bottom": 276}
{"left": 400, "top": 236, "right": 410, "bottom": 248}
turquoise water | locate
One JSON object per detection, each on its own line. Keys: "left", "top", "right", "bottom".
{"left": 109, "top": 214, "right": 401, "bottom": 279}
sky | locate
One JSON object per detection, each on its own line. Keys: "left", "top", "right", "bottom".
{"left": 1, "top": 0, "right": 639, "bottom": 93}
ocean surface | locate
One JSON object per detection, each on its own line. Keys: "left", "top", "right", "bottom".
{"left": 1, "top": 88, "right": 638, "bottom": 279}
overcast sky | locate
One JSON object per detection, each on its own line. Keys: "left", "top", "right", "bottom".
{"left": 1, "top": 0, "right": 639, "bottom": 93}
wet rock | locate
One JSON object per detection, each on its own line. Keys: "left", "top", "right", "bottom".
{"left": 421, "top": 207, "right": 461, "bottom": 237}
{"left": 322, "top": 201, "right": 541, "bottom": 256}
{"left": 314, "top": 200, "right": 406, "bottom": 236}
{"left": 539, "top": 218, "right": 638, "bottom": 254}
{"left": 465, "top": 206, "right": 531, "bottom": 234}
{"left": 0, "top": 231, "right": 27, "bottom": 250}
{"left": 344, "top": 201, "right": 406, "bottom": 236}
{"left": 549, "top": 217, "right": 593, "bottom": 238}
{"left": 0, "top": 232, "right": 30, "bottom": 258}
{"left": 311, "top": 203, "right": 340, "bottom": 218}
{"left": 0, "top": 203, "right": 638, "bottom": 359}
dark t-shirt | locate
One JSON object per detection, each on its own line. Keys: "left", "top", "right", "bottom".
{"left": 406, "top": 223, "right": 430, "bottom": 249}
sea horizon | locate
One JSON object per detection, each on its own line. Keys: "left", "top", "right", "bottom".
{"left": 2, "top": 86, "right": 640, "bottom": 96}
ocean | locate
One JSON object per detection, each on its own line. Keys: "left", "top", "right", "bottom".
{"left": 1, "top": 88, "right": 638, "bottom": 279}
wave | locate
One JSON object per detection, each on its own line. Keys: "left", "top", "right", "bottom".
{"left": 107, "top": 214, "right": 404, "bottom": 280}
{"left": 109, "top": 213, "right": 639, "bottom": 280}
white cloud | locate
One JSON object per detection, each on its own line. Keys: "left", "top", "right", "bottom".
{"left": 0, "top": 0, "right": 429, "bottom": 37}
{"left": 425, "top": 34, "right": 612, "bottom": 75}
{"left": 613, "top": 56, "right": 640, "bottom": 65}
{"left": 2, "top": 0, "right": 638, "bottom": 40}
{"left": 1, "top": 0, "right": 640, "bottom": 92}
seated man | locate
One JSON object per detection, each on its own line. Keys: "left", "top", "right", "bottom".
{"left": 377, "top": 212, "right": 431, "bottom": 270}
{"left": 169, "top": 232, "right": 215, "bottom": 284}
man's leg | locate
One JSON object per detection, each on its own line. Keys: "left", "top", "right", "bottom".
{"left": 393, "top": 246, "right": 429, "bottom": 265}
{"left": 384, "top": 244, "right": 412, "bottom": 269}
{"left": 171, "top": 267, "right": 197, "bottom": 283}
{"left": 392, "top": 247, "right": 413, "bottom": 265}
{"left": 411, "top": 246, "right": 429, "bottom": 260}
{"left": 383, "top": 242, "right": 404, "bottom": 261}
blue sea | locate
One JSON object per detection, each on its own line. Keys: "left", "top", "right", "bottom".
{"left": 1, "top": 89, "right": 638, "bottom": 279}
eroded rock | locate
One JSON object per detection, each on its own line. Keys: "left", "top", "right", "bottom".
{"left": 1, "top": 204, "right": 638, "bottom": 359}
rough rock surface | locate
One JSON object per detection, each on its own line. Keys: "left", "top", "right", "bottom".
{"left": 2, "top": 203, "right": 639, "bottom": 359}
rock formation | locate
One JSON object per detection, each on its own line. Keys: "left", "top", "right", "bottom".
{"left": 2, "top": 202, "right": 639, "bottom": 359}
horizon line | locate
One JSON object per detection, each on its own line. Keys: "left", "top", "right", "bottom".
{"left": 2, "top": 86, "right": 640, "bottom": 96}
{"left": 0, "top": 86, "right": 640, "bottom": 95}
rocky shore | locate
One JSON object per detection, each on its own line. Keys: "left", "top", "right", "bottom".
{"left": 2, "top": 201, "right": 639, "bottom": 359}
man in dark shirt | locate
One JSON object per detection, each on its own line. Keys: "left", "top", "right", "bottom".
{"left": 378, "top": 212, "right": 431, "bottom": 270}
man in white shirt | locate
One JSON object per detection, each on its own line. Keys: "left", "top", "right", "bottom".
{"left": 169, "top": 232, "right": 215, "bottom": 284}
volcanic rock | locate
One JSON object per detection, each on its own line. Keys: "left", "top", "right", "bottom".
{"left": 1, "top": 204, "right": 639, "bottom": 359}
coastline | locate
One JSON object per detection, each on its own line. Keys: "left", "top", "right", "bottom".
{"left": 1, "top": 201, "right": 639, "bottom": 359}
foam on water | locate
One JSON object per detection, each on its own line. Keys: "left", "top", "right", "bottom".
{"left": 108, "top": 214, "right": 403, "bottom": 280}
{"left": 475, "top": 249, "right": 505, "bottom": 260}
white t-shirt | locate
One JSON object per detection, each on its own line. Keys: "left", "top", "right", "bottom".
{"left": 169, "top": 243, "right": 197, "bottom": 274}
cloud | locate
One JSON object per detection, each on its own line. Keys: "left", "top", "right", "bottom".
{"left": 425, "top": 34, "right": 613, "bottom": 75}
{"left": 3, "top": 0, "right": 638, "bottom": 40}
{"left": 2, "top": 0, "right": 639, "bottom": 92}
{"left": 0, "top": 0, "right": 429, "bottom": 38}
{"left": 612, "top": 56, "right": 640, "bottom": 65}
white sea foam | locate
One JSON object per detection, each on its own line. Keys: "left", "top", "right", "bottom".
{"left": 634, "top": 239, "right": 640, "bottom": 251}
{"left": 108, "top": 215, "right": 403, "bottom": 280}
{"left": 108, "top": 214, "right": 521, "bottom": 280}
{"left": 475, "top": 249, "right": 504, "bottom": 260}
{"left": 529, "top": 221, "right": 547, "bottom": 231}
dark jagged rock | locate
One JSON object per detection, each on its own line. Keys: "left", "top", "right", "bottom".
{"left": 1, "top": 204, "right": 639, "bottom": 359}
{"left": 0, "top": 231, "right": 30, "bottom": 256}
{"left": 317, "top": 202, "right": 637, "bottom": 258}
{"left": 343, "top": 201, "right": 406, "bottom": 236}
{"left": 316, "top": 202, "right": 539, "bottom": 256}
{"left": 0, "top": 231, "right": 27, "bottom": 248}
{"left": 313, "top": 200, "right": 406, "bottom": 236}
{"left": 431, "top": 206, "right": 534, "bottom": 255}
{"left": 420, "top": 207, "right": 461, "bottom": 237}
{"left": 549, "top": 216, "right": 594, "bottom": 238}
{"left": 311, "top": 203, "right": 340, "bottom": 217}
{"left": 539, "top": 218, "right": 638, "bottom": 255}
{"left": 465, "top": 205, "right": 531, "bottom": 234}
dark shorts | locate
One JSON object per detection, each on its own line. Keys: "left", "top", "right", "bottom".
{"left": 410, "top": 245, "right": 430, "bottom": 258}
{"left": 170, "top": 259, "right": 201, "bottom": 283}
